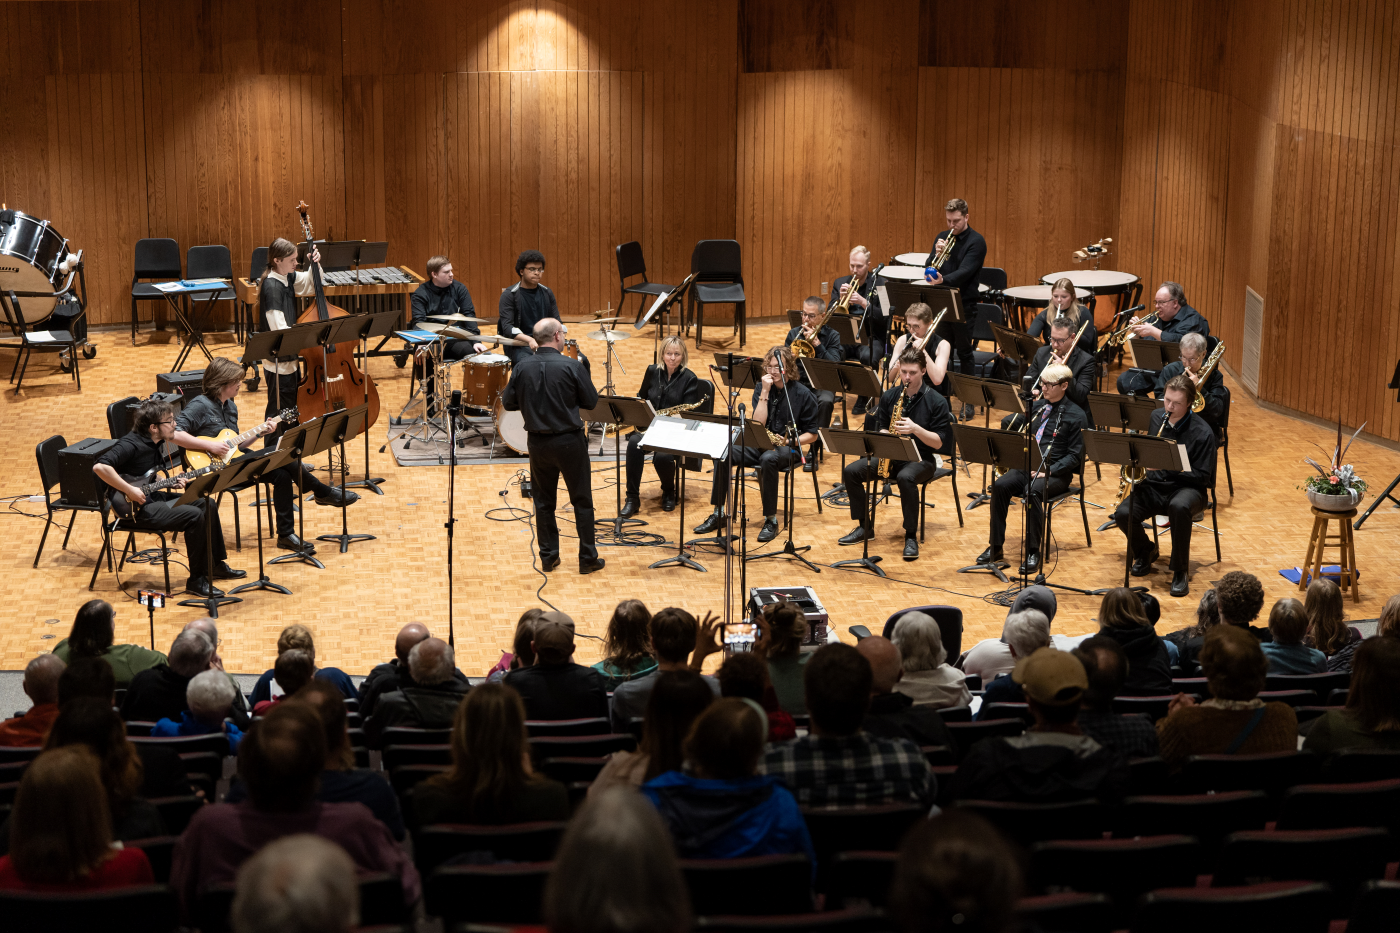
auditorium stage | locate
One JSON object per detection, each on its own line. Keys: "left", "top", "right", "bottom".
{"left": 2, "top": 321, "right": 1395, "bottom": 678}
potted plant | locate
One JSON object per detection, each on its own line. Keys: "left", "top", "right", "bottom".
{"left": 1302, "top": 418, "right": 1368, "bottom": 512}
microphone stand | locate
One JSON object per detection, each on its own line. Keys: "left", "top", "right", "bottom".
{"left": 747, "top": 374, "right": 819, "bottom": 572}
{"left": 446, "top": 388, "right": 461, "bottom": 648}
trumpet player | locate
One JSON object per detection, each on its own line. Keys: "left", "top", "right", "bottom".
{"left": 888, "top": 301, "right": 951, "bottom": 395}
{"left": 785, "top": 296, "right": 842, "bottom": 440}
{"left": 1154, "top": 333, "right": 1226, "bottom": 430}
{"left": 1112, "top": 374, "right": 1218, "bottom": 598}
{"left": 620, "top": 336, "right": 707, "bottom": 519}
{"left": 829, "top": 247, "right": 884, "bottom": 415}
{"left": 837, "top": 348, "right": 951, "bottom": 562}
{"left": 924, "top": 198, "right": 986, "bottom": 421}
{"left": 976, "top": 363, "right": 1087, "bottom": 576}
{"left": 1116, "top": 282, "right": 1210, "bottom": 395}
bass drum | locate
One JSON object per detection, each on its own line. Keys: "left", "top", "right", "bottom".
{"left": 492, "top": 395, "right": 529, "bottom": 455}
{"left": 0, "top": 210, "right": 70, "bottom": 317}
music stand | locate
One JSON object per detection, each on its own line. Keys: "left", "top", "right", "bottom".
{"left": 1355, "top": 360, "right": 1400, "bottom": 529}
{"left": 354, "top": 242, "right": 389, "bottom": 286}
{"left": 684, "top": 410, "right": 772, "bottom": 555}
{"left": 581, "top": 395, "right": 655, "bottom": 539}
{"left": 1088, "top": 392, "right": 1162, "bottom": 433}
{"left": 640, "top": 414, "right": 735, "bottom": 572}
{"left": 226, "top": 447, "right": 299, "bottom": 596}
{"left": 637, "top": 271, "right": 698, "bottom": 364}
{"left": 801, "top": 358, "right": 883, "bottom": 501}
{"left": 269, "top": 415, "right": 330, "bottom": 569}
{"left": 1128, "top": 339, "right": 1182, "bottom": 372}
{"left": 711, "top": 354, "right": 763, "bottom": 391}
{"left": 950, "top": 425, "right": 1042, "bottom": 585}
{"left": 990, "top": 323, "right": 1042, "bottom": 383}
{"left": 1081, "top": 429, "right": 1188, "bottom": 587}
{"left": 171, "top": 459, "right": 261, "bottom": 616}
{"left": 333, "top": 308, "right": 400, "bottom": 494}
{"left": 881, "top": 282, "right": 965, "bottom": 324}
{"left": 945, "top": 372, "right": 1027, "bottom": 510}
{"left": 819, "top": 428, "right": 918, "bottom": 577}
{"left": 311, "top": 404, "right": 373, "bottom": 553}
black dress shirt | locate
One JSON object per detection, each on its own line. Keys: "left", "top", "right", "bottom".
{"left": 503, "top": 663, "right": 610, "bottom": 721}
{"left": 928, "top": 227, "right": 988, "bottom": 307}
{"left": 411, "top": 280, "right": 479, "bottom": 334}
{"left": 1155, "top": 361, "right": 1226, "bottom": 428}
{"left": 501, "top": 347, "right": 599, "bottom": 434}
{"left": 96, "top": 430, "right": 177, "bottom": 488}
{"left": 176, "top": 394, "right": 239, "bottom": 440}
{"left": 1016, "top": 398, "right": 1088, "bottom": 479}
{"left": 829, "top": 274, "right": 885, "bottom": 340}
{"left": 865, "top": 382, "right": 952, "bottom": 466}
{"left": 498, "top": 282, "right": 559, "bottom": 340}
{"left": 753, "top": 379, "right": 821, "bottom": 442}
{"left": 638, "top": 364, "right": 705, "bottom": 411}
{"left": 784, "top": 325, "right": 844, "bottom": 375}
{"left": 1144, "top": 409, "right": 1218, "bottom": 491}
{"left": 1156, "top": 304, "right": 1210, "bottom": 341}
{"left": 1028, "top": 344, "right": 1097, "bottom": 421}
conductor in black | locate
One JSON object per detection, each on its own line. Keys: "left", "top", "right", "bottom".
{"left": 501, "top": 317, "right": 605, "bottom": 575}
{"left": 925, "top": 198, "right": 986, "bottom": 421}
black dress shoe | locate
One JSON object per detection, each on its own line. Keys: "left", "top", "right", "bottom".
{"left": 903, "top": 537, "right": 919, "bottom": 561}
{"left": 1131, "top": 545, "right": 1160, "bottom": 576}
{"left": 315, "top": 487, "right": 361, "bottom": 507}
{"left": 185, "top": 577, "right": 224, "bottom": 599}
{"left": 694, "top": 509, "right": 725, "bottom": 534}
{"left": 1019, "top": 552, "right": 1041, "bottom": 576}
{"left": 839, "top": 525, "right": 872, "bottom": 546}
{"left": 757, "top": 517, "right": 780, "bottom": 543}
{"left": 620, "top": 496, "right": 640, "bottom": 519}
{"left": 212, "top": 561, "right": 247, "bottom": 580}
{"left": 580, "top": 558, "right": 606, "bottom": 575}
{"left": 277, "top": 534, "right": 316, "bottom": 554}
{"left": 1170, "top": 570, "right": 1190, "bottom": 597}
{"left": 852, "top": 399, "right": 869, "bottom": 416}
{"left": 661, "top": 491, "right": 678, "bottom": 512}
{"left": 542, "top": 556, "right": 561, "bottom": 572}
{"left": 976, "top": 546, "right": 1004, "bottom": 565}
{"left": 960, "top": 402, "right": 975, "bottom": 422}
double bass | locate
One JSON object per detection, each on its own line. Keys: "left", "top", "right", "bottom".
{"left": 293, "top": 201, "right": 381, "bottom": 427}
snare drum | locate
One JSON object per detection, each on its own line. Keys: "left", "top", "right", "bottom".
{"left": 461, "top": 354, "right": 510, "bottom": 409}
{"left": 492, "top": 395, "right": 529, "bottom": 455}
{"left": 0, "top": 210, "right": 71, "bottom": 316}
{"left": 563, "top": 338, "right": 580, "bottom": 361}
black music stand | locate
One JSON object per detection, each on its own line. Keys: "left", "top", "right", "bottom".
{"left": 1088, "top": 392, "right": 1162, "bottom": 433}
{"left": 951, "top": 425, "right": 1042, "bottom": 585}
{"left": 801, "top": 358, "right": 883, "bottom": 502}
{"left": 353, "top": 242, "right": 389, "bottom": 288}
{"left": 820, "top": 428, "right": 918, "bottom": 577}
{"left": 990, "top": 323, "right": 1041, "bottom": 384}
{"left": 269, "top": 416, "right": 330, "bottom": 569}
{"left": 637, "top": 271, "right": 698, "bottom": 365}
{"left": 945, "top": 372, "right": 1027, "bottom": 510}
{"left": 171, "top": 458, "right": 261, "bottom": 616}
{"left": 1128, "top": 339, "right": 1182, "bottom": 372}
{"left": 317, "top": 241, "right": 360, "bottom": 277}
{"left": 334, "top": 308, "right": 400, "bottom": 494}
{"left": 227, "top": 447, "right": 299, "bottom": 596}
{"left": 1355, "top": 360, "right": 1400, "bottom": 529}
{"left": 641, "top": 414, "right": 734, "bottom": 572}
{"left": 582, "top": 395, "right": 655, "bottom": 539}
{"left": 711, "top": 354, "right": 763, "bottom": 392}
{"left": 685, "top": 411, "right": 771, "bottom": 556}
{"left": 312, "top": 404, "right": 373, "bottom": 553}
{"left": 1082, "top": 430, "right": 1187, "bottom": 587}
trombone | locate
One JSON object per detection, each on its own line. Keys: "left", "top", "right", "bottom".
{"left": 1030, "top": 319, "right": 1090, "bottom": 394}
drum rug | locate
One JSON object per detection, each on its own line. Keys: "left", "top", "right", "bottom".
{"left": 385, "top": 414, "right": 625, "bottom": 467}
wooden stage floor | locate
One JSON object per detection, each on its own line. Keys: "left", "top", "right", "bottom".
{"left": 3, "top": 321, "right": 1396, "bottom": 678}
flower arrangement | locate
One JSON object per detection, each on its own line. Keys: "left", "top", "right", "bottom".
{"left": 1301, "top": 415, "right": 1367, "bottom": 496}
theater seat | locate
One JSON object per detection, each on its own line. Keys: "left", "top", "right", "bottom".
{"left": 413, "top": 821, "right": 567, "bottom": 875}
{"left": 425, "top": 862, "right": 551, "bottom": 924}
{"left": 1132, "top": 880, "right": 1332, "bottom": 933}
{"left": 0, "top": 885, "right": 178, "bottom": 933}
{"left": 681, "top": 855, "right": 813, "bottom": 916}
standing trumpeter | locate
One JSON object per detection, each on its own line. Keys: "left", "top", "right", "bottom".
{"left": 620, "top": 335, "right": 707, "bottom": 519}
{"left": 925, "top": 198, "right": 986, "bottom": 421}
{"left": 829, "top": 247, "right": 885, "bottom": 414}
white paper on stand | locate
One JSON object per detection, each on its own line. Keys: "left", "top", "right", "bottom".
{"left": 875, "top": 285, "right": 891, "bottom": 317}
{"left": 1176, "top": 441, "right": 1191, "bottom": 472}
{"left": 640, "top": 415, "right": 733, "bottom": 460}
{"left": 646, "top": 291, "right": 670, "bottom": 318}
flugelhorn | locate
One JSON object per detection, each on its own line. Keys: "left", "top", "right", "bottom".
{"left": 1190, "top": 341, "right": 1225, "bottom": 413}
{"left": 794, "top": 279, "right": 852, "bottom": 358}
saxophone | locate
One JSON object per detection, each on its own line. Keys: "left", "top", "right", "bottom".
{"left": 879, "top": 391, "right": 906, "bottom": 479}
{"left": 1113, "top": 415, "right": 1168, "bottom": 505}
{"left": 656, "top": 400, "right": 703, "bottom": 417}
{"left": 1190, "top": 341, "right": 1226, "bottom": 413}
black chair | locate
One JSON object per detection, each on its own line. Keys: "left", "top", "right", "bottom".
{"left": 0, "top": 782, "right": 17, "bottom": 806}
{"left": 149, "top": 794, "right": 204, "bottom": 834}
{"left": 33, "top": 434, "right": 108, "bottom": 568}
{"left": 1265, "top": 671, "right": 1350, "bottom": 704}
{"left": 184, "top": 244, "right": 237, "bottom": 323}
{"left": 978, "top": 702, "right": 1034, "bottom": 724}
{"left": 944, "top": 718, "right": 1024, "bottom": 759}
{"left": 1216, "top": 383, "right": 1234, "bottom": 495}
{"left": 413, "top": 821, "right": 567, "bottom": 875}
{"left": 382, "top": 743, "right": 451, "bottom": 770}
{"left": 1213, "top": 827, "right": 1390, "bottom": 909}
{"left": 0, "top": 288, "right": 84, "bottom": 391}
{"left": 686, "top": 240, "right": 746, "bottom": 348}
{"left": 826, "top": 852, "right": 899, "bottom": 909}
{"left": 1013, "top": 461, "right": 1093, "bottom": 553}
{"left": 967, "top": 303, "right": 1005, "bottom": 377}
{"left": 106, "top": 396, "right": 144, "bottom": 439}
{"left": 526, "top": 717, "right": 611, "bottom": 737}
{"left": 528, "top": 733, "right": 637, "bottom": 761}
{"left": 1111, "top": 696, "right": 1175, "bottom": 721}
{"left": 1326, "top": 687, "right": 1350, "bottom": 706}
{"left": 616, "top": 241, "right": 672, "bottom": 324}
{"left": 694, "top": 906, "right": 889, "bottom": 932}
{"left": 199, "top": 872, "right": 407, "bottom": 932}
{"left": 912, "top": 456, "right": 964, "bottom": 535}
{"left": 1276, "top": 779, "right": 1400, "bottom": 836}
{"left": 1016, "top": 892, "right": 1115, "bottom": 933}
{"left": 1256, "top": 689, "right": 1318, "bottom": 708}
{"left": 425, "top": 862, "right": 551, "bottom": 924}
{"left": 125, "top": 835, "right": 178, "bottom": 883}
{"left": 1124, "top": 756, "right": 1171, "bottom": 795}
{"left": 1028, "top": 835, "right": 1201, "bottom": 917}
{"left": 880, "top": 605, "right": 963, "bottom": 660}
{"left": 937, "top": 705, "right": 972, "bottom": 723}
{"left": 681, "top": 855, "right": 813, "bottom": 916}
{"left": 1321, "top": 749, "right": 1400, "bottom": 783}
{"left": 239, "top": 246, "right": 270, "bottom": 342}
{"left": 956, "top": 799, "right": 1111, "bottom": 846}
{"left": 91, "top": 508, "right": 174, "bottom": 595}
{"left": 130, "top": 237, "right": 182, "bottom": 343}
{"left": 921, "top": 745, "right": 956, "bottom": 767}
{"left": 1349, "top": 880, "right": 1400, "bottom": 933}
{"left": 1149, "top": 441, "right": 1222, "bottom": 566}
{"left": 1132, "top": 880, "right": 1332, "bottom": 933}
{"left": 0, "top": 746, "right": 42, "bottom": 766}
{"left": 1179, "top": 751, "right": 1322, "bottom": 795}
{"left": 130, "top": 733, "right": 231, "bottom": 757}
{"left": 0, "top": 885, "right": 178, "bottom": 932}
{"left": 801, "top": 803, "right": 926, "bottom": 888}
{"left": 379, "top": 726, "right": 452, "bottom": 746}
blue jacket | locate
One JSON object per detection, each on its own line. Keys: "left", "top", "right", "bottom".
{"left": 151, "top": 710, "right": 243, "bottom": 752}
{"left": 250, "top": 666, "right": 357, "bottom": 705}
{"left": 642, "top": 771, "right": 815, "bottom": 868}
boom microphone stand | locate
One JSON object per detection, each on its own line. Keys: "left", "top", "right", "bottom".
{"left": 446, "top": 389, "right": 460, "bottom": 648}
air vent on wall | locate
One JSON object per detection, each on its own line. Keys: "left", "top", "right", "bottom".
{"left": 1241, "top": 286, "right": 1263, "bottom": 395}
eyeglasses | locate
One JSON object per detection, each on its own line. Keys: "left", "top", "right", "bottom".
{"left": 1153, "top": 299, "right": 1175, "bottom": 306}
{"left": 764, "top": 364, "right": 784, "bottom": 373}
{"left": 159, "top": 420, "right": 176, "bottom": 427}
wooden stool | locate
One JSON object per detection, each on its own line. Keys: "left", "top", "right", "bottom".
{"left": 1299, "top": 507, "right": 1360, "bottom": 603}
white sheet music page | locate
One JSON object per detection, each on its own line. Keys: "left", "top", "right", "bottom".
{"left": 875, "top": 285, "right": 891, "bottom": 317}
{"left": 640, "top": 415, "right": 732, "bottom": 459}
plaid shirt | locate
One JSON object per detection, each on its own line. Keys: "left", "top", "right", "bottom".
{"left": 761, "top": 733, "right": 935, "bottom": 809}
{"left": 1076, "top": 709, "right": 1159, "bottom": 759}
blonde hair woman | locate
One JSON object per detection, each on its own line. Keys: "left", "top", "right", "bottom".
{"left": 622, "top": 335, "right": 706, "bottom": 518}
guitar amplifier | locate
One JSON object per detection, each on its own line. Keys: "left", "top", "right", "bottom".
{"left": 156, "top": 370, "right": 205, "bottom": 400}
{"left": 116, "top": 392, "right": 185, "bottom": 436}
{"left": 58, "top": 437, "right": 118, "bottom": 507}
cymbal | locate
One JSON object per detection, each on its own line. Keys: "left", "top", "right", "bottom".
{"left": 587, "top": 329, "right": 631, "bottom": 343}
{"left": 475, "top": 333, "right": 527, "bottom": 347}
{"left": 425, "top": 313, "right": 487, "bottom": 323}
{"left": 588, "top": 316, "right": 622, "bottom": 324}
{"left": 418, "top": 321, "right": 450, "bottom": 333}
{"left": 419, "top": 321, "right": 478, "bottom": 339}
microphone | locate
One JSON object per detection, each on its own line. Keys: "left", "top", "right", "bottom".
{"left": 1123, "top": 303, "right": 1146, "bottom": 315}
{"left": 448, "top": 389, "right": 462, "bottom": 414}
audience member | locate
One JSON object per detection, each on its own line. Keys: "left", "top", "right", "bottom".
{"left": 857, "top": 635, "right": 956, "bottom": 748}
{"left": 486, "top": 609, "right": 544, "bottom": 683}
{"left": 228, "top": 681, "right": 405, "bottom": 841}
{"left": 57, "top": 655, "right": 116, "bottom": 705}
{"left": 363, "top": 638, "right": 470, "bottom": 746}
{"left": 717, "top": 652, "right": 795, "bottom": 743}
{"left": 407, "top": 683, "right": 569, "bottom": 828}
{"left": 1262, "top": 598, "right": 1326, "bottom": 674}
{"left": 758, "top": 601, "right": 813, "bottom": 715}
{"left": 120, "top": 629, "right": 217, "bottom": 724}
{"left": 1073, "top": 636, "right": 1160, "bottom": 758}
{"left": 544, "top": 786, "right": 692, "bottom": 933}
{"left": 591, "top": 670, "right": 714, "bottom": 797}
{"left": 891, "top": 612, "right": 972, "bottom": 710}
{"left": 231, "top": 834, "right": 359, "bottom": 933}
{"left": 890, "top": 809, "right": 1023, "bottom": 933}
{"left": 610, "top": 608, "right": 719, "bottom": 731}
{"left": 762, "top": 644, "right": 934, "bottom": 808}
{"left": 52, "top": 600, "right": 166, "bottom": 687}
{"left": 1095, "top": 587, "right": 1172, "bottom": 695}
{"left": 1179, "top": 571, "right": 1269, "bottom": 674}
{"left": 950, "top": 648, "right": 1128, "bottom": 803}
{"left": 252, "top": 649, "right": 316, "bottom": 716}
{"left": 592, "top": 599, "right": 657, "bottom": 690}
{"left": 644, "top": 699, "right": 815, "bottom": 862}
{"left": 1379, "top": 594, "right": 1400, "bottom": 638}
{"left": 251, "top": 624, "right": 357, "bottom": 704}
{"left": 960, "top": 586, "right": 1082, "bottom": 678}
{"left": 152, "top": 668, "right": 244, "bottom": 751}
{"left": 360, "top": 623, "right": 430, "bottom": 715}
{"left": 0, "top": 655, "right": 64, "bottom": 746}
{"left": 1156, "top": 625, "right": 1299, "bottom": 767}
{"left": 0, "top": 746, "right": 154, "bottom": 892}
{"left": 974, "top": 609, "right": 1050, "bottom": 717}
{"left": 1163, "top": 589, "right": 1219, "bottom": 669}
{"left": 504, "top": 614, "right": 609, "bottom": 721}
{"left": 181, "top": 616, "right": 253, "bottom": 728}
{"left": 170, "top": 703, "right": 418, "bottom": 922}
{"left": 1303, "top": 636, "right": 1400, "bottom": 753}
{"left": 1305, "top": 578, "right": 1361, "bottom": 672}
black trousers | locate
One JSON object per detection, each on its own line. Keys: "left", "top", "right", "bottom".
{"left": 843, "top": 337, "right": 888, "bottom": 402}
{"left": 528, "top": 430, "right": 597, "bottom": 564}
{"left": 843, "top": 457, "right": 938, "bottom": 537}
{"left": 134, "top": 496, "right": 227, "bottom": 579}
{"left": 813, "top": 388, "right": 835, "bottom": 432}
{"left": 625, "top": 431, "right": 677, "bottom": 497}
{"left": 990, "top": 469, "right": 1070, "bottom": 553}
{"left": 260, "top": 369, "right": 335, "bottom": 536}
{"left": 710, "top": 445, "right": 801, "bottom": 517}
{"left": 1114, "top": 481, "right": 1207, "bottom": 572}
{"left": 951, "top": 319, "right": 976, "bottom": 387}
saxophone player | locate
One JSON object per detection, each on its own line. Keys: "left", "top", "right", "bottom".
{"left": 976, "top": 363, "right": 1088, "bottom": 576}
{"left": 1153, "top": 333, "right": 1226, "bottom": 430}
{"left": 620, "top": 336, "right": 707, "bottom": 519}
{"left": 830, "top": 247, "right": 885, "bottom": 415}
{"left": 837, "top": 348, "right": 952, "bottom": 562}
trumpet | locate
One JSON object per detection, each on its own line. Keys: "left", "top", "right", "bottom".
{"left": 930, "top": 232, "right": 957, "bottom": 270}
{"left": 1030, "top": 318, "right": 1090, "bottom": 394}
{"left": 1104, "top": 308, "right": 1157, "bottom": 348}
{"left": 1113, "top": 415, "right": 1168, "bottom": 505}
{"left": 795, "top": 275, "right": 857, "bottom": 358}
{"left": 1190, "top": 341, "right": 1225, "bottom": 413}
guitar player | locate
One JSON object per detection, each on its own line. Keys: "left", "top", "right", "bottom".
{"left": 173, "top": 357, "right": 357, "bottom": 556}
{"left": 93, "top": 397, "right": 245, "bottom": 599}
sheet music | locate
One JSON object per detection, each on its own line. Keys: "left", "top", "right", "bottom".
{"left": 640, "top": 415, "right": 732, "bottom": 459}
{"left": 875, "top": 285, "right": 891, "bottom": 317}
{"left": 1176, "top": 441, "right": 1191, "bottom": 472}
{"left": 647, "top": 291, "right": 670, "bottom": 318}
{"left": 26, "top": 330, "right": 58, "bottom": 342}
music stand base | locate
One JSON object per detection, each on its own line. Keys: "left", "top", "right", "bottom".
{"left": 957, "top": 560, "right": 1010, "bottom": 584}
{"left": 317, "top": 532, "right": 376, "bottom": 554}
{"left": 831, "top": 554, "right": 884, "bottom": 577}
{"left": 747, "top": 540, "right": 821, "bottom": 573}
{"left": 965, "top": 492, "right": 991, "bottom": 511}
{"left": 177, "top": 594, "right": 241, "bottom": 618}
{"left": 650, "top": 553, "right": 706, "bottom": 572}
{"left": 689, "top": 534, "right": 738, "bottom": 555}
{"left": 345, "top": 476, "right": 386, "bottom": 495}
{"left": 229, "top": 577, "right": 293, "bottom": 596}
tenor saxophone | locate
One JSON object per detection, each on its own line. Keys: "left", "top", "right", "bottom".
{"left": 878, "top": 391, "right": 905, "bottom": 479}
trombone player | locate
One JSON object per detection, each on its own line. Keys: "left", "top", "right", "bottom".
{"left": 887, "top": 301, "right": 951, "bottom": 395}
{"left": 1003, "top": 316, "right": 1096, "bottom": 429}
{"left": 976, "top": 363, "right": 1088, "bottom": 576}
{"left": 1154, "top": 332, "right": 1226, "bottom": 430}
{"left": 786, "top": 295, "right": 842, "bottom": 445}
{"left": 830, "top": 246, "right": 884, "bottom": 415}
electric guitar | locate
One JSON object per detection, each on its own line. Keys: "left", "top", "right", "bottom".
{"left": 110, "top": 462, "right": 227, "bottom": 517}
{"left": 184, "top": 408, "right": 298, "bottom": 471}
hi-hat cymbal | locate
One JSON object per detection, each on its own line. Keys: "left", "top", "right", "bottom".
{"left": 425, "top": 313, "right": 487, "bottom": 323}
{"left": 418, "top": 321, "right": 450, "bottom": 333}
{"left": 587, "top": 329, "right": 631, "bottom": 343}
{"left": 587, "top": 316, "right": 622, "bottom": 324}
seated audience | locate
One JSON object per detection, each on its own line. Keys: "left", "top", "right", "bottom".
{"left": 228, "top": 681, "right": 405, "bottom": 841}
{"left": 1073, "top": 636, "right": 1160, "bottom": 758}
{"left": 250, "top": 624, "right": 356, "bottom": 704}
{"left": 1163, "top": 589, "right": 1219, "bottom": 668}
{"left": 504, "top": 613, "right": 609, "bottom": 721}
{"left": 1305, "top": 578, "right": 1362, "bottom": 673}
{"left": 232, "top": 834, "right": 359, "bottom": 933}
{"left": 762, "top": 644, "right": 934, "bottom": 808}
{"left": 364, "top": 637, "right": 470, "bottom": 747}
{"left": 544, "top": 787, "right": 692, "bottom": 933}
{"left": 758, "top": 601, "right": 813, "bottom": 715}
{"left": 717, "top": 652, "right": 796, "bottom": 743}
{"left": 170, "top": 703, "right": 419, "bottom": 922}
{"left": 1156, "top": 625, "right": 1299, "bottom": 767}
{"left": 890, "top": 809, "right": 1023, "bottom": 933}
{"left": 891, "top": 612, "right": 973, "bottom": 710}
{"left": 591, "top": 670, "right": 714, "bottom": 797}
{"left": 1303, "top": 636, "right": 1400, "bottom": 753}
{"left": 0, "top": 654, "right": 64, "bottom": 746}
{"left": 359, "top": 623, "right": 428, "bottom": 715}
{"left": 1262, "top": 598, "right": 1327, "bottom": 674}
{"left": 182, "top": 616, "right": 252, "bottom": 728}
{"left": 592, "top": 599, "right": 658, "bottom": 690}
{"left": 960, "top": 586, "right": 1083, "bottom": 678}
{"left": 857, "top": 635, "right": 956, "bottom": 748}
{"left": 120, "top": 629, "right": 217, "bottom": 724}
{"left": 52, "top": 599, "right": 166, "bottom": 687}
{"left": 1380, "top": 594, "right": 1400, "bottom": 638}
{"left": 486, "top": 609, "right": 543, "bottom": 683}
{"left": 950, "top": 648, "right": 1128, "bottom": 803}
{"left": 1180, "top": 571, "right": 1268, "bottom": 674}
{"left": 252, "top": 649, "right": 316, "bottom": 716}
{"left": 975, "top": 609, "right": 1050, "bottom": 716}
{"left": 0, "top": 746, "right": 154, "bottom": 892}
{"left": 407, "top": 683, "right": 569, "bottom": 828}
{"left": 153, "top": 668, "right": 245, "bottom": 751}
{"left": 1095, "top": 587, "right": 1172, "bottom": 695}
{"left": 644, "top": 699, "right": 815, "bottom": 862}
{"left": 610, "top": 607, "right": 719, "bottom": 731}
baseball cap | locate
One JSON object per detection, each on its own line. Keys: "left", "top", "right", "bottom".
{"left": 1012, "top": 647, "right": 1087, "bottom": 705}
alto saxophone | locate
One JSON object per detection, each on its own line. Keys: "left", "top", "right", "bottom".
{"left": 1113, "top": 415, "right": 1168, "bottom": 505}
{"left": 1190, "top": 341, "right": 1226, "bottom": 413}
{"left": 656, "top": 400, "right": 703, "bottom": 417}
{"left": 878, "top": 391, "right": 906, "bottom": 479}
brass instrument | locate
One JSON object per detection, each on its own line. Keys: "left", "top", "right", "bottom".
{"left": 795, "top": 275, "right": 858, "bottom": 358}
{"left": 766, "top": 426, "right": 788, "bottom": 447}
{"left": 879, "top": 390, "right": 906, "bottom": 479}
{"left": 656, "top": 400, "right": 703, "bottom": 418}
{"left": 1190, "top": 341, "right": 1225, "bottom": 413}
{"left": 1030, "top": 318, "right": 1091, "bottom": 394}
{"left": 1113, "top": 415, "right": 1168, "bottom": 506}
{"left": 1104, "top": 311, "right": 1159, "bottom": 349}
{"left": 911, "top": 309, "right": 948, "bottom": 354}
{"left": 930, "top": 232, "right": 957, "bottom": 270}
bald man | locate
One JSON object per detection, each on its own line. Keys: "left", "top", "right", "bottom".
{"left": 358, "top": 623, "right": 466, "bottom": 717}
{"left": 0, "top": 654, "right": 66, "bottom": 746}
{"left": 855, "top": 636, "right": 955, "bottom": 749}
{"left": 363, "top": 638, "right": 471, "bottom": 747}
